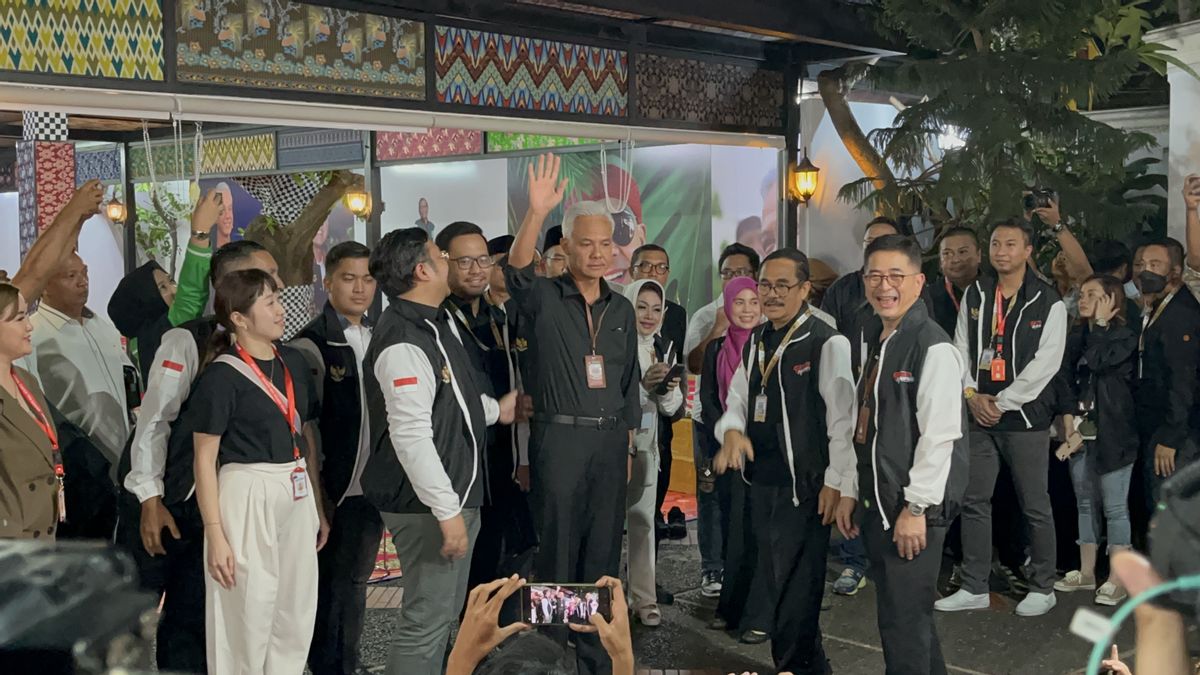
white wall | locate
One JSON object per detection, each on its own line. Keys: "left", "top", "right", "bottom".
{"left": 379, "top": 158, "right": 510, "bottom": 239}
{"left": 0, "top": 193, "right": 19, "bottom": 279}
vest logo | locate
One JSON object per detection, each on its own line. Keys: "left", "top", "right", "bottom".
{"left": 329, "top": 366, "right": 346, "bottom": 382}
{"left": 515, "top": 337, "right": 529, "bottom": 352}
{"left": 893, "top": 371, "right": 914, "bottom": 383}
{"left": 1030, "top": 320, "right": 1043, "bottom": 330}
{"left": 970, "top": 307, "right": 980, "bottom": 320}
{"left": 793, "top": 362, "right": 811, "bottom": 376}
{"left": 441, "top": 365, "right": 452, "bottom": 383}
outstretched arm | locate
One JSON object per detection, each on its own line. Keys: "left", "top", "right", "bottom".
{"left": 508, "top": 154, "right": 567, "bottom": 270}
{"left": 10, "top": 180, "right": 104, "bottom": 303}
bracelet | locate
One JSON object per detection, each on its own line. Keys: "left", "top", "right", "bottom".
{"left": 191, "top": 230, "right": 211, "bottom": 240}
{"left": 203, "top": 521, "right": 222, "bottom": 528}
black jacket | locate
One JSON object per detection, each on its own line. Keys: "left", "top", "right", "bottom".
{"left": 361, "top": 298, "right": 488, "bottom": 515}
{"left": 1057, "top": 322, "right": 1138, "bottom": 474}
{"left": 699, "top": 336, "right": 726, "bottom": 433}
{"left": 958, "top": 270, "right": 1066, "bottom": 431}
{"left": 292, "top": 302, "right": 370, "bottom": 504}
{"left": 856, "top": 302, "right": 968, "bottom": 528}
{"left": 1136, "top": 288, "right": 1200, "bottom": 448}
{"left": 161, "top": 317, "right": 216, "bottom": 505}
{"left": 823, "top": 270, "right": 936, "bottom": 338}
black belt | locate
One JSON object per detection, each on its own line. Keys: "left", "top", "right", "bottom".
{"left": 533, "top": 413, "right": 621, "bottom": 430}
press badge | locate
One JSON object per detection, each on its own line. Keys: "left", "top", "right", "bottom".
{"left": 978, "top": 348, "right": 994, "bottom": 370}
{"left": 990, "top": 357, "right": 1007, "bottom": 382}
{"left": 292, "top": 467, "right": 310, "bottom": 501}
{"left": 753, "top": 394, "right": 768, "bottom": 422}
{"left": 585, "top": 354, "right": 607, "bottom": 389}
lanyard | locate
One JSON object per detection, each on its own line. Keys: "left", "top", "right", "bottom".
{"left": 756, "top": 308, "right": 809, "bottom": 391}
{"left": 990, "top": 286, "right": 1019, "bottom": 355}
{"left": 944, "top": 278, "right": 960, "bottom": 313}
{"left": 12, "top": 369, "right": 61, "bottom": 472}
{"left": 1139, "top": 290, "right": 1176, "bottom": 352}
{"left": 449, "top": 302, "right": 496, "bottom": 353}
{"left": 234, "top": 344, "right": 301, "bottom": 462}
{"left": 583, "top": 300, "right": 611, "bottom": 356}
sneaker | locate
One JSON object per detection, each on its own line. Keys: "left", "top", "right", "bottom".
{"left": 1015, "top": 591, "right": 1057, "bottom": 617}
{"left": 700, "top": 570, "right": 723, "bottom": 598}
{"left": 832, "top": 568, "right": 867, "bottom": 596}
{"left": 934, "top": 589, "right": 989, "bottom": 612}
{"left": 1053, "top": 570, "right": 1097, "bottom": 592}
{"left": 1095, "top": 582, "right": 1127, "bottom": 606}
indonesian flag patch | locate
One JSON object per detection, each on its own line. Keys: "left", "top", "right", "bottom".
{"left": 393, "top": 376, "right": 419, "bottom": 390}
{"left": 793, "top": 362, "right": 811, "bottom": 376}
{"left": 161, "top": 360, "right": 184, "bottom": 377}
{"left": 893, "top": 371, "right": 914, "bottom": 383}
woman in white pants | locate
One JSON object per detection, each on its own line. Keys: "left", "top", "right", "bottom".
{"left": 623, "top": 279, "right": 683, "bottom": 626}
{"left": 189, "top": 268, "right": 330, "bottom": 674}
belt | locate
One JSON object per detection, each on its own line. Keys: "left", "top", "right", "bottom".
{"left": 533, "top": 413, "right": 622, "bottom": 430}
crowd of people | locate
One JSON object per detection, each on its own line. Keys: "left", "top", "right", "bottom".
{"left": 1, "top": 157, "right": 1198, "bottom": 675}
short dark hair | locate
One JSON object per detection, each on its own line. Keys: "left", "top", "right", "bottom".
{"left": 940, "top": 226, "right": 979, "bottom": 250}
{"left": 1090, "top": 239, "right": 1132, "bottom": 280}
{"left": 865, "top": 234, "right": 923, "bottom": 270}
{"left": 325, "top": 241, "right": 371, "bottom": 276}
{"left": 1144, "top": 237, "right": 1184, "bottom": 271}
{"left": 631, "top": 244, "right": 667, "bottom": 268}
{"left": 210, "top": 239, "right": 268, "bottom": 286}
{"left": 371, "top": 228, "right": 432, "bottom": 300}
{"left": 474, "top": 632, "right": 570, "bottom": 675}
{"left": 435, "top": 221, "right": 485, "bottom": 252}
{"left": 762, "top": 247, "right": 810, "bottom": 284}
{"left": 865, "top": 216, "right": 900, "bottom": 237}
{"left": 718, "top": 243, "right": 760, "bottom": 276}
{"left": 989, "top": 218, "right": 1034, "bottom": 246}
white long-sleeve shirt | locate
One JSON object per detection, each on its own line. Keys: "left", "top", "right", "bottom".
{"left": 124, "top": 327, "right": 199, "bottom": 502}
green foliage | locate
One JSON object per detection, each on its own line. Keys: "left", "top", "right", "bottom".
{"left": 134, "top": 183, "right": 189, "bottom": 274}
{"left": 842, "top": 0, "right": 1181, "bottom": 246}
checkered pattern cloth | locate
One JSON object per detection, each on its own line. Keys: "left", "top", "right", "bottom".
{"left": 22, "top": 111, "right": 69, "bottom": 142}
{"left": 233, "top": 174, "right": 325, "bottom": 227}
{"left": 279, "top": 285, "right": 315, "bottom": 340}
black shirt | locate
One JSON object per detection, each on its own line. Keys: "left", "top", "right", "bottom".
{"left": 661, "top": 300, "right": 687, "bottom": 365}
{"left": 930, "top": 275, "right": 966, "bottom": 338}
{"left": 504, "top": 262, "right": 641, "bottom": 430}
{"left": 186, "top": 345, "right": 320, "bottom": 465}
{"left": 977, "top": 286, "right": 1024, "bottom": 397}
{"left": 745, "top": 316, "right": 793, "bottom": 487}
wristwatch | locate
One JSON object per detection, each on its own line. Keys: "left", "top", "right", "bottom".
{"left": 191, "top": 230, "right": 211, "bottom": 241}
{"left": 1051, "top": 221, "right": 1065, "bottom": 234}
{"left": 908, "top": 503, "right": 927, "bottom": 517}
{"left": 1095, "top": 317, "right": 1109, "bottom": 328}
{"left": 628, "top": 445, "right": 637, "bottom": 458}
{"left": 963, "top": 387, "right": 977, "bottom": 401}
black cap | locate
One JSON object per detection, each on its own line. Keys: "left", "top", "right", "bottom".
{"left": 488, "top": 234, "right": 514, "bottom": 257}
{"left": 542, "top": 225, "right": 563, "bottom": 254}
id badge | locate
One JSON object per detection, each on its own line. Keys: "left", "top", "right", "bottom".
{"left": 753, "top": 394, "right": 768, "bottom": 422}
{"left": 990, "top": 357, "right": 1006, "bottom": 382}
{"left": 979, "top": 348, "right": 994, "bottom": 370}
{"left": 855, "top": 406, "right": 870, "bottom": 445}
{"left": 584, "top": 354, "right": 607, "bottom": 389}
{"left": 291, "top": 467, "right": 310, "bottom": 501}
{"left": 57, "top": 480, "right": 66, "bottom": 523}
{"left": 640, "top": 411, "right": 656, "bottom": 432}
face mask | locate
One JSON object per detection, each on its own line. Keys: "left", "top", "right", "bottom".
{"left": 1138, "top": 271, "right": 1168, "bottom": 295}
{"left": 1124, "top": 280, "right": 1140, "bottom": 300}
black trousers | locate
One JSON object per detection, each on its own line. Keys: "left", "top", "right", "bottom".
{"left": 113, "top": 492, "right": 167, "bottom": 592}
{"left": 157, "top": 497, "right": 207, "bottom": 673}
{"left": 716, "top": 474, "right": 773, "bottom": 632}
{"left": 862, "top": 508, "right": 947, "bottom": 675}
{"left": 308, "top": 495, "right": 384, "bottom": 675}
{"left": 751, "top": 485, "right": 830, "bottom": 675}
{"left": 532, "top": 423, "right": 628, "bottom": 675}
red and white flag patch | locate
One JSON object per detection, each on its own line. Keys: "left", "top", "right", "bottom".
{"left": 393, "top": 376, "right": 419, "bottom": 390}
{"left": 161, "top": 360, "right": 184, "bottom": 377}
{"left": 893, "top": 371, "right": 914, "bottom": 383}
{"left": 793, "top": 362, "right": 811, "bottom": 376}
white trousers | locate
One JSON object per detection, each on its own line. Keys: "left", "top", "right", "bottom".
{"left": 625, "top": 449, "right": 658, "bottom": 610}
{"left": 206, "top": 461, "right": 319, "bottom": 675}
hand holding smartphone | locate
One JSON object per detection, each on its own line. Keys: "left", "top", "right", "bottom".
{"left": 654, "top": 363, "right": 685, "bottom": 395}
{"left": 521, "top": 583, "right": 613, "bottom": 625}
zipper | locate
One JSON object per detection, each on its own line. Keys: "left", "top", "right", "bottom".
{"left": 778, "top": 332, "right": 812, "bottom": 507}
{"left": 426, "top": 319, "right": 480, "bottom": 510}
{"left": 871, "top": 331, "right": 892, "bottom": 530}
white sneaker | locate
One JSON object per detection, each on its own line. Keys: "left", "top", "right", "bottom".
{"left": 934, "top": 589, "right": 989, "bottom": 612}
{"left": 1053, "top": 570, "right": 1096, "bottom": 592}
{"left": 1095, "top": 582, "right": 1127, "bottom": 606}
{"left": 1015, "top": 591, "right": 1057, "bottom": 617}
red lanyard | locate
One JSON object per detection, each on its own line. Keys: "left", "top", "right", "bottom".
{"left": 945, "top": 278, "right": 960, "bottom": 312}
{"left": 11, "top": 369, "right": 62, "bottom": 476}
{"left": 234, "top": 345, "right": 301, "bottom": 461}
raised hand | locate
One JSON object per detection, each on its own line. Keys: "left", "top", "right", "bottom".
{"left": 65, "top": 180, "right": 104, "bottom": 224}
{"left": 527, "top": 153, "right": 568, "bottom": 216}
{"left": 191, "top": 188, "right": 225, "bottom": 233}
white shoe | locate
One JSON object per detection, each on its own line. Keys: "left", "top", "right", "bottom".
{"left": 933, "top": 589, "right": 989, "bottom": 612}
{"left": 1053, "top": 570, "right": 1096, "bottom": 592}
{"left": 1095, "top": 582, "right": 1127, "bottom": 606}
{"left": 1015, "top": 591, "right": 1057, "bottom": 617}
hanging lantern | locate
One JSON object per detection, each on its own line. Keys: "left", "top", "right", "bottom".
{"left": 343, "top": 189, "right": 372, "bottom": 218}
{"left": 789, "top": 151, "right": 820, "bottom": 204}
{"left": 106, "top": 197, "right": 127, "bottom": 223}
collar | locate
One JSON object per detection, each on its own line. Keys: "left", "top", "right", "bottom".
{"left": 389, "top": 297, "right": 441, "bottom": 323}
{"left": 324, "top": 301, "right": 372, "bottom": 335}
{"left": 764, "top": 304, "right": 811, "bottom": 334}
{"left": 448, "top": 293, "right": 483, "bottom": 316}
{"left": 556, "top": 272, "right": 613, "bottom": 302}
{"left": 37, "top": 303, "right": 94, "bottom": 329}
{"left": 895, "top": 300, "right": 932, "bottom": 331}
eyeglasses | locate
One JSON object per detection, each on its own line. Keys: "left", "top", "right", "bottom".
{"left": 449, "top": 255, "right": 496, "bottom": 271}
{"left": 545, "top": 254, "right": 566, "bottom": 263}
{"left": 719, "top": 268, "right": 755, "bottom": 281}
{"left": 757, "top": 281, "right": 801, "bottom": 296}
{"left": 634, "top": 262, "right": 670, "bottom": 275}
{"left": 864, "top": 272, "right": 917, "bottom": 288}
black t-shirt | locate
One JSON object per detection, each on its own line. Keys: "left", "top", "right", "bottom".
{"left": 186, "top": 345, "right": 320, "bottom": 465}
{"left": 746, "top": 319, "right": 792, "bottom": 487}
{"left": 978, "top": 287, "right": 1023, "bottom": 397}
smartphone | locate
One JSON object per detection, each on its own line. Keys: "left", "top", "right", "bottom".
{"left": 520, "top": 583, "right": 612, "bottom": 625}
{"left": 654, "top": 363, "right": 685, "bottom": 395}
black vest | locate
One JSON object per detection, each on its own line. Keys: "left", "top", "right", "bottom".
{"left": 361, "top": 298, "right": 488, "bottom": 515}
{"left": 294, "top": 302, "right": 368, "bottom": 504}
{"left": 162, "top": 317, "right": 216, "bottom": 505}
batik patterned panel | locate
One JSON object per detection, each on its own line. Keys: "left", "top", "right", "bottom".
{"left": 277, "top": 129, "right": 363, "bottom": 169}
{"left": 176, "top": 0, "right": 425, "bottom": 100}
{"left": 485, "top": 132, "right": 602, "bottom": 153}
{"left": 17, "top": 141, "right": 37, "bottom": 258}
{"left": 636, "top": 53, "right": 783, "bottom": 130}
{"left": 76, "top": 147, "right": 124, "bottom": 184}
{"left": 128, "top": 143, "right": 197, "bottom": 181}
{"left": 33, "top": 142, "right": 77, "bottom": 231}
{"left": 201, "top": 133, "right": 277, "bottom": 174}
{"left": 435, "top": 26, "right": 627, "bottom": 116}
{"left": 0, "top": 0, "right": 164, "bottom": 80}
{"left": 376, "top": 127, "right": 483, "bottom": 162}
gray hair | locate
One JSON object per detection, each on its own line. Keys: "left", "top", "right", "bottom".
{"left": 562, "top": 200, "right": 614, "bottom": 238}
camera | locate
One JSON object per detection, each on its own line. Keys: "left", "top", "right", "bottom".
{"left": 1023, "top": 187, "right": 1056, "bottom": 211}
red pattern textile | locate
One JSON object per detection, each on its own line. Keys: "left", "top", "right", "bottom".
{"left": 34, "top": 142, "right": 76, "bottom": 232}
{"left": 375, "top": 127, "right": 483, "bottom": 162}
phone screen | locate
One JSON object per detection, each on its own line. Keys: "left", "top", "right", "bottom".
{"left": 521, "top": 584, "right": 612, "bottom": 625}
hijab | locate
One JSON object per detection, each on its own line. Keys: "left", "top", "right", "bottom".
{"left": 107, "top": 261, "right": 170, "bottom": 380}
{"left": 623, "top": 279, "right": 665, "bottom": 371}
{"left": 717, "top": 276, "right": 759, "bottom": 407}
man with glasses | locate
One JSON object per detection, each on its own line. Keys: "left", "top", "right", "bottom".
{"left": 840, "top": 234, "right": 967, "bottom": 675}
{"left": 712, "top": 247, "right": 856, "bottom": 675}
{"left": 938, "top": 218, "right": 1066, "bottom": 618}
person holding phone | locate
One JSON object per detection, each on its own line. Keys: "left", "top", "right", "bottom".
{"left": 1051, "top": 275, "right": 1138, "bottom": 607}
{"left": 622, "top": 279, "right": 682, "bottom": 626}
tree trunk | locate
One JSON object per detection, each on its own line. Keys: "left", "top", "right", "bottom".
{"left": 817, "top": 66, "right": 901, "bottom": 216}
{"left": 242, "top": 170, "right": 363, "bottom": 286}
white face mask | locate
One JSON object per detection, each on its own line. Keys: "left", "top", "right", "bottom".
{"left": 1124, "top": 280, "right": 1141, "bottom": 301}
